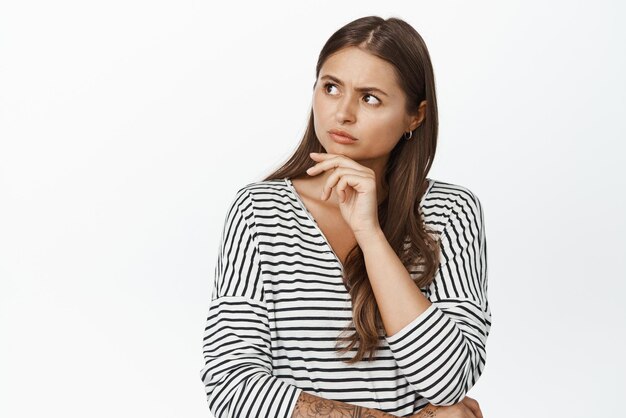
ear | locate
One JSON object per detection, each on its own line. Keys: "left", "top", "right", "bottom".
{"left": 407, "top": 100, "right": 428, "bottom": 131}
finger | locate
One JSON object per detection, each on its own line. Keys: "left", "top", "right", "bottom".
{"left": 308, "top": 153, "right": 373, "bottom": 177}
{"left": 324, "top": 171, "right": 373, "bottom": 201}
{"left": 462, "top": 397, "right": 483, "bottom": 418}
{"left": 335, "top": 173, "right": 374, "bottom": 202}
{"left": 309, "top": 152, "right": 344, "bottom": 160}
{"left": 321, "top": 168, "right": 371, "bottom": 200}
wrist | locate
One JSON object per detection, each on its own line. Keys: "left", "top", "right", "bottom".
{"left": 354, "top": 225, "right": 385, "bottom": 246}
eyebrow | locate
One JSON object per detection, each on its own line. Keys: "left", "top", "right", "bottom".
{"left": 320, "top": 74, "right": 390, "bottom": 97}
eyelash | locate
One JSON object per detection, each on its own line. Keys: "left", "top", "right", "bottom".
{"left": 322, "top": 82, "right": 381, "bottom": 106}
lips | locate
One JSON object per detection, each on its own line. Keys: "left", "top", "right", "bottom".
{"left": 328, "top": 129, "right": 357, "bottom": 141}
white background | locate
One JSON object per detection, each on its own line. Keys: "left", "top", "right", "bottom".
{"left": 1, "top": 1, "right": 624, "bottom": 417}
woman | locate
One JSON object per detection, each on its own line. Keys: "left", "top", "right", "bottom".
{"left": 200, "top": 16, "right": 490, "bottom": 418}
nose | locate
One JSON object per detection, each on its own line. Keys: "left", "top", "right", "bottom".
{"left": 335, "top": 94, "right": 356, "bottom": 124}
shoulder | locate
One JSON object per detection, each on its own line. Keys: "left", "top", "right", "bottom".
{"left": 423, "top": 178, "right": 485, "bottom": 232}
{"left": 224, "top": 178, "right": 293, "bottom": 219}
{"left": 427, "top": 178, "right": 482, "bottom": 207}
{"left": 233, "top": 178, "right": 288, "bottom": 198}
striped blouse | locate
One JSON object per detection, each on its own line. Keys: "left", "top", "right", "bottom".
{"left": 199, "top": 177, "right": 490, "bottom": 418}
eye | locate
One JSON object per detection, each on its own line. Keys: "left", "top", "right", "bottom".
{"left": 323, "top": 82, "right": 339, "bottom": 95}
{"left": 363, "top": 93, "right": 381, "bottom": 106}
{"left": 322, "top": 82, "right": 382, "bottom": 106}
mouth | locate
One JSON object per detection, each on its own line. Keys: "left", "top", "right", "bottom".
{"left": 328, "top": 129, "right": 358, "bottom": 141}
{"left": 329, "top": 132, "right": 358, "bottom": 145}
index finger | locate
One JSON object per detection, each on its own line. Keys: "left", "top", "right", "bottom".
{"left": 309, "top": 152, "right": 373, "bottom": 174}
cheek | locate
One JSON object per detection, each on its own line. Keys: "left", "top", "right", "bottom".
{"left": 312, "top": 94, "right": 323, "bottom": 122}
{"left": 312, "top": 94, "right": 327, "bottom": 138}
{"left": 313, "top": 92, "right": 330, "bottom": 115}
{"left": 365, "top": 112, "right": 404, "bottom": 144}
{"left": 312, "top": 95, "right": 335, "bottom": 134}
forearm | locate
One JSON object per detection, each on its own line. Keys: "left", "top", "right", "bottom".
{"left": 413, "top": 404, "right": 440, "bottom": 417}
{"left": 291, "top": 390, "right": 397, "bottom": 417}
{"left": 355, "top": 227, "right": 432, "bottom": 337}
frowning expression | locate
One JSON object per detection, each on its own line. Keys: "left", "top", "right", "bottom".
{"left": 312, "top": 46, "right": 424, "bottom": 160}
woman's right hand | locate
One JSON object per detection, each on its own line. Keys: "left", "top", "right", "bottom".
{"left": 410, "top": 396, "right": 483, "bottom": 418}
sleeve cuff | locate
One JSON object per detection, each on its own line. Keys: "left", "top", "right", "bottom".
{"left": 286, "top": 386, "right": 304, "bottom": 418}
{"left": 385, "top": 303, "right": 439, "bottom": 344}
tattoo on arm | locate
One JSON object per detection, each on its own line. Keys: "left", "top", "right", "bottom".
{"left": 291, "top": 390, "right": 395, "bottom": 418}
{"left": 414, "top": 404, "right": 439, "bottom": 417}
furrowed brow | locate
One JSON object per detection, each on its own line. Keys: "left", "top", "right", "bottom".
{"left": 320, "top": 74, "right": 389, "bottom": 97}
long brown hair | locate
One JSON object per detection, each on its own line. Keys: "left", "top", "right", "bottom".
{"left": 262, "top": 16, "right": 442, "bottom": 363}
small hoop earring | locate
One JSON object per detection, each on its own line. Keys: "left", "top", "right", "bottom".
{"left": 403, "top": 130, "right": 414, "bottom": 140}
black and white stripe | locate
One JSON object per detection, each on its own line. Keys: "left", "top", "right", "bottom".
{"left": 199, "top": 178, "right": 490, "bottom": 418}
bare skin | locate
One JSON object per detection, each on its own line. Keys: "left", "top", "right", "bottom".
{"left": 412, "top": 397, "right": 484, "bottom": 418}
{"left": 291, "top": 390, "right": 395, "bottom": 418}
{"left": 290, "top": 391, "right": 484, "bottom": 418}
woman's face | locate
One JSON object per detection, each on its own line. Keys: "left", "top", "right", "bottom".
{"left": 312, "top": 46, "right": 425, "bottom": 161}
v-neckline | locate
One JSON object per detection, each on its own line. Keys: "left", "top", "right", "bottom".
{"left": 284, "top": 178, "right": 345, "bottom": 272}
{"left": 283, "top": 177, "right": 436, "bottom": 273}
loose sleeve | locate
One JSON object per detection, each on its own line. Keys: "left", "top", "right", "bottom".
{"left": 385, "top": 191, "right": 491, "bottom": 406}
{"left": 199, "top": 188, "right": 303, "bottom": 418}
